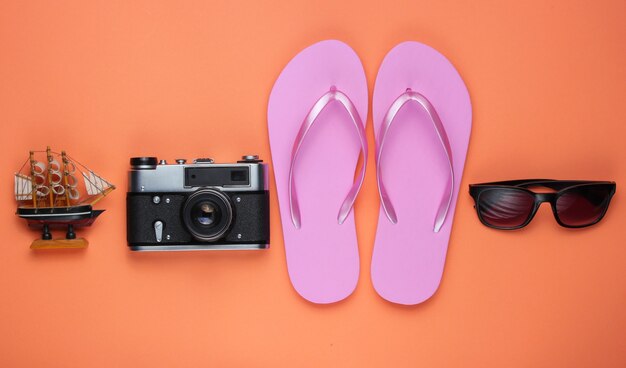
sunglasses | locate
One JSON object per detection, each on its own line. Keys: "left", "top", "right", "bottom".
{"left": 469, "top": 179, "right": 616, "bottom": 230}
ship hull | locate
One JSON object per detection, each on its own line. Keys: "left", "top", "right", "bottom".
{"left": 16, "top": 205, "right": 104, "bottom": 229}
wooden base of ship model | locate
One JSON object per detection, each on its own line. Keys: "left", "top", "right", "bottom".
{"left": 31, "top": 238, "right": 88, "bottom": 249}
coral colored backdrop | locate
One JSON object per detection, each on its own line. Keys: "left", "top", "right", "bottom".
{"left": 1, "top": 1, "right": 625, "bottom": 367}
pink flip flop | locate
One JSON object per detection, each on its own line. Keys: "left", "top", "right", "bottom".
{"left": 268, "top": 40, "right": 368, "bottom": 304}
{"left": 371, "top": 42, "right": 472, "bottom": 305}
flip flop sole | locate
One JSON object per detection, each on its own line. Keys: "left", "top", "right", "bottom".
{"left": 268, "top": 40, "right": 368, "bottom": 304}
{"left": 371, "top": 41, "right": 472, "bottom": 305}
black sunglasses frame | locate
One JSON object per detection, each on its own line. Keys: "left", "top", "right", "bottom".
{"left": 469, "top": 179, "right": 616, "bottom": 230}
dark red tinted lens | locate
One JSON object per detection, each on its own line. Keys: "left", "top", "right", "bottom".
{"left": 477, "top": 188, "right": 535, "bottom": 228}
{"left": 556, "top": 184, "right": 614, "bottom": 226}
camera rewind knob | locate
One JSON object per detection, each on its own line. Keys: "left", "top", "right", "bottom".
{"left": 130, "top": 157, "right": 158, "bottom": 170}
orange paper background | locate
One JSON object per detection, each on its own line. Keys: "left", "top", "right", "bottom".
{"left": 1, "top": 1, "right": 625, "bottom": 367}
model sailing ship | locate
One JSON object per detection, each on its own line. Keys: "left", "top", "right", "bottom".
{"left": 14, "top": 147, "right": 115, "bottom": 249}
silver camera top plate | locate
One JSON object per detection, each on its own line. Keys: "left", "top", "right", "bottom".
{"left": 128, "top": 160, "right": 268, "bottom": 193}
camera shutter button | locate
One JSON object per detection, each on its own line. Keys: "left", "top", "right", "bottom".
{"left": 238, "top": 155, "right": 263, "bottom": 163}
{"left": 175, "top": 159, "right": 187, "bottom": 164}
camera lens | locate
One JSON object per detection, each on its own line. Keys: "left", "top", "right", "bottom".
{"left": 194, "top": 202, "right": 219, "bottom": 225}
{"left": 182, "top": 189, "right": 233, "bottom": 242}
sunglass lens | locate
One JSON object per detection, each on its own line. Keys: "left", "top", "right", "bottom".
{"left": 556, "top": 184, "right": 614, "bottom": 227}
{"left": 477, "top": 188, "right": 535, "bottom": 229}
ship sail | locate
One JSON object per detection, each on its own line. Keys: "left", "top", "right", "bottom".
{"left": 33, "top": 161, "right": 47, "bottom": 175}
{"left": 14, "top": 174, "right": 33, "bottom": 200}
{"left": 82, "top": 171, "right": 113, "bottom": 196}
{"left": 15, "top": 148, "right": 116, "bottom": 209}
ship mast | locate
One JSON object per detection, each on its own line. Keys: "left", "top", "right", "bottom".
{"left": 28, "top": 151, "right": 37, "bottom": 208}
{"left": 61, "top": 151, "right": 71, "bottom": 207}
{"left": 45, "top": 146, "right": 55, "bottom": 207}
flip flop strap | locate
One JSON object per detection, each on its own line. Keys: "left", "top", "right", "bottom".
{"left": 288, "top": 86, "right": 368, "bottom": 229}
{"left": 376, "top": 88, "right": 454, "bottom": 233}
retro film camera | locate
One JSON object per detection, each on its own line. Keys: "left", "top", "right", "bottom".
{"left": 127, "top": 155, "right": 269, "bottom": 251}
